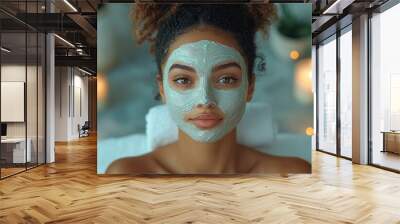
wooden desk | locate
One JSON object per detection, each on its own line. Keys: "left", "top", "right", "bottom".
{"left": 1, "top": 138, "right": 31, "bottom": 163}
{"left": 382, "top": 131, "right": 400, "bottom": 154}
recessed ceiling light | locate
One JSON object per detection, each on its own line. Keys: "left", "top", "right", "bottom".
{"left": 1, "top": 47, "right": 11, "bottom": 53}
{"left": 63, "top": 0, "right": 78, "bottom": 12}
{"left": 54, "top": 34, "right": 75, "bottom": 48}
{"left": 78, "top": 67, "right": 93, "bottom": 76}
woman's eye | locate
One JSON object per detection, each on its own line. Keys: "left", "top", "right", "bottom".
{"left": 173, "top": 77, "right": 191, "bottom": 85}
{"left": 217, "top": 76, "right": 238, "bottom": 84}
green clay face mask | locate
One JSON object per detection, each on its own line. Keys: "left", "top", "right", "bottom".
{"left": 163, "top": 40, "right": 248, "bottom": 143}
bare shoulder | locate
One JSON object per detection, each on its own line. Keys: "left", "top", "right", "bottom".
{"left": 105, "top": 144, "right": 175, "bottom": 174}
{"left": 238, "top": 145, "right": 311, "bottom": 174}
{"left": 105, "top": 153, "right": 158, "bottom": 174}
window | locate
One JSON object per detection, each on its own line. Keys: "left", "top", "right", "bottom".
{"left": 339, "top": 27, "right": 352, "bottom": 158}
{"left": 370, "top": 2, "right": 400, "bottom": 171}
{"left": 317, "top": 35, "right": 337, "bottom": 154}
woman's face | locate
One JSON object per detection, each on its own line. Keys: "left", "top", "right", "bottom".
{"left": 159, "top": 25, "right": 255, "bottom": 143}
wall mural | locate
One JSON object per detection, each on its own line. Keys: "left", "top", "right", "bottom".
{"left": 97, "top": 3, "right": 313, "bottom": 174}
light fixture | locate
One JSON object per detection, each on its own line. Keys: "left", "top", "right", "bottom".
{"left": 322, "top": 0, "right": 341, "bottom": 14}
{"left": 54, "top": 34, "right": 75, "bottom": 48}
{"left": 1, "top": 47, "right": 11, "bottom": 53}
{"left": 63, "top": 0, "right": 78, "bottom": 12}
{"left": 78, "top": 67, "right": 93, "bottom": 76}
{"left": 76, "top": 48, "right": 86, "bottom": 56}
{"left": 322, "top": 0, "right": 354, "bottom": 15}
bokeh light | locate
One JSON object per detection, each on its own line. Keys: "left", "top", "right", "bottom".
{"left": 97, "top": 73, "right": 108, "bottom": 103}
{"left": 290, "top": 50, "right": 300, "bottom": 60}
{"left": 294, "top": 58, "right": 313, "bottom": 104}
{"left": 306, "top": 127, "right": 314, "bottom": 136}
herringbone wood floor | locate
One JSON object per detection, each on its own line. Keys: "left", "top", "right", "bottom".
{"left": 1, "top": 134, "right": 400, "bottom": 224}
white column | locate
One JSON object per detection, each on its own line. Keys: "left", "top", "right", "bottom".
{"left": 352, "top": 14, "right": 369, "bottom": 164}
{"left": 45, "top": 1, "right": 56, "bottom": 163}
{"left": 46, "top": 33, "right": 55, "bottom": 163}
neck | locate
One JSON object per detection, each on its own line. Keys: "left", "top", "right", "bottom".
{"left": 173, "top": 129, "right": 238, "bottom": 173}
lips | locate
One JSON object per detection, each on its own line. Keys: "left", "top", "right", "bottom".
{"left": 188, "top": 113, "right": 223, "bottom": 129}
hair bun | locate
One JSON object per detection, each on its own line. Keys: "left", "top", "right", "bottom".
{"left": 248, "top": 3, "right": 277, "bottom": 36}
{"left": 133, "top": 3, "right": 276, "bottom": 45}
{"left": 133, "top": 3, "right": 179, "bottom": 46}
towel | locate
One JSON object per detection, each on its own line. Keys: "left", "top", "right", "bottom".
{"left": 97, "top": 134, "right": 148, "bottom": 174}
{"left": 145, "top": 102, "right": 276, "bottom": 150}
{"left": 97, "top": 103, "right": 313, "bottom": 174}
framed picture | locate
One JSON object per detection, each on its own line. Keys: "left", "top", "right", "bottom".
{"left": 97, "top": 3, "right": 313, "bottom": 174}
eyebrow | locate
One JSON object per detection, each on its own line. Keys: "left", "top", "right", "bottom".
{"left": 168, "top": 64, "right": 196, "bottom": 73}
{"left": 168, "top": 62, "right": 242, "bottom": 73}
{"left": 212, "top": 62, "right": 241, "bottom": 72}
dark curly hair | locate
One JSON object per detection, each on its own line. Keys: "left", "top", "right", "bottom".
{"left": 132, "top": 2, "right": 277, "bottom": 79}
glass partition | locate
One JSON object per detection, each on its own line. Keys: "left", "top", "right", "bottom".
{"left": 1, "top": 30, "right": 28, "bottom": 177}
{"left": 38, "top": 32, "right": 45, "bottom": 165}
{"left": 0, "top": 1, "right": 46, "bottom": 179}
{"left": 27, "top": 31, "right": 38, "bottom": 169}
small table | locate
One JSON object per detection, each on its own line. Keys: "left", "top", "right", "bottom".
{"left": 1, "top": 138, "right": 31, "bottom": 163}
{"left": 381, "top": 131, "right": 400, "bottom": 154}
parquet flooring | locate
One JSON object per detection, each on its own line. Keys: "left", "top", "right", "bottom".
{"left": 1, "top": 134, "right": 400, "bottom": 223}
{"left": 1, "top": 163, "right": 43, "bottom": 178}
{"left": 373, "top": 151, "right": 400, "bottom": 171}
{"left": 1, "top": 167, "right": 25, "bottom": 178}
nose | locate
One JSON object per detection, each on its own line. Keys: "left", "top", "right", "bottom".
{"left": 196, "top": 81, "right": 216, "bottom": 109}
{"left": 196, "top": 100, "right": 216, "bottom": 109}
